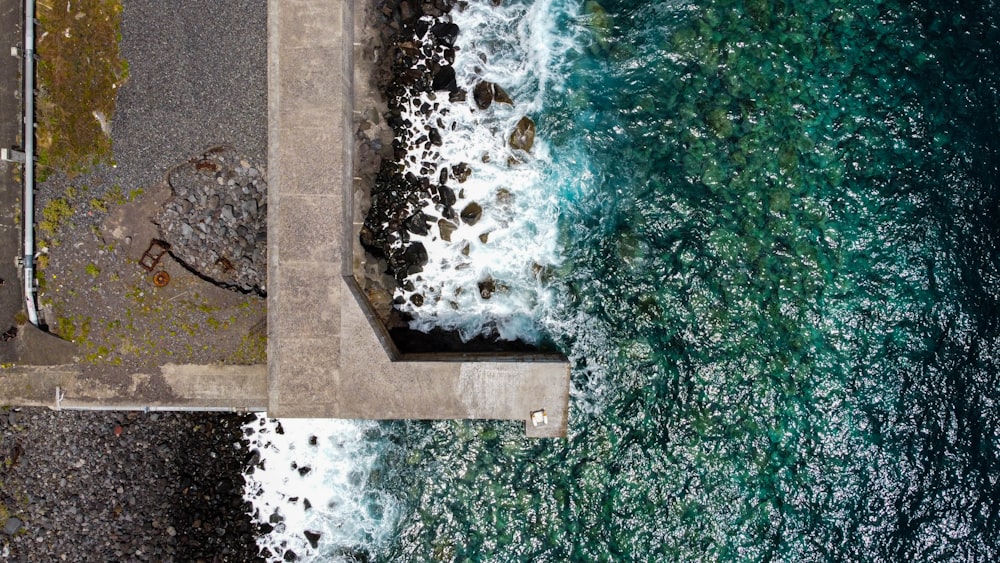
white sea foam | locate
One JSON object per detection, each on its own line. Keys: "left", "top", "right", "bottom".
{"left": 394, "top": 0, "right": 584, "bottom": 342}
{"left": 243, "top": 416, "right": 399, "bottom": 562}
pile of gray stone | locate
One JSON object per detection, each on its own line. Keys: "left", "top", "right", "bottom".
{"left": 157, "top": 146, "right": 267, "bottom": 294}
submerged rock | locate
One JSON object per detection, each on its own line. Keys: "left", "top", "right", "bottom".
{"left": 493, "top": 84, "right": 514, "bottom": 105}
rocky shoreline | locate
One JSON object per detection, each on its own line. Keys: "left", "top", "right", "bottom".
{"left": 355, "top": 0, "right": 537, "bottom": 337}
{"left": 0, "top": 408, "right": 262, "bottom": 562}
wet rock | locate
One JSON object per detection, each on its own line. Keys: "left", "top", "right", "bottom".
{"left": 478, "top": 276, "right": 495, "bottom": 299}
{"left": 437, "top": 185, "right": 457, "bottom": 207}
{"left": 493, "top": 84, "right": 514, "bottom": 105}
{"left": 304, "top": 530, "right": 322, "bottom": 550}
{"left": 437, "top": 218, "right": 458, "bottom": 241}
{"left": 402, "top": 242, "right": 429, "bottom": 275}
{"left": 431, "top": 65, "right": 457, "bottom": 91}
{"left": 509, "top": 116, "right": 536, "bottom": 152}
{"left": 430, "top": 22, "right": 460, "bottom": 47}
{"left": 473, "top": 81, "right": 494, "bottom": 109}
{"left": 460, "top": 202, "right": 483, "bottom": 226}
{"left": 452, "top": 163, "right": 472, "bottom": 182}
{"left": 449, "top": 89, "right": 467, "bottom": 103}
{"left": 404, "top": 212, "right": 430, "bottom": 236}
{"left": 428, "top": 127, "right": 443, "bottom": 146}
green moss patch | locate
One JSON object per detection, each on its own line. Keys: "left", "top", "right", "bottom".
{"left": 35, "top": 0, "right": 127, "bottom": 177}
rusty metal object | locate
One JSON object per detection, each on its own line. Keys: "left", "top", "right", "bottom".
{"left": 139, "top": 239, "right": 171, "bottom": 272}
{"left": 152, "top": 271, "right": 170, "bottom": 287}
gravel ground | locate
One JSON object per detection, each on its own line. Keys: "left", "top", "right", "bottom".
{"left": 0, "top": 2, "right": 268, "bottom": 560}
{"left": 111, "top": 0, "right": 267, "bottom": 191}
{"left": 37, "top": 0, "right": 267, "bottom": 206}
{"left": 0, "top": 408, "right": 262, "bottom": 562}
{"left": 30, "top": 0, "right": 268, "bottom": 377}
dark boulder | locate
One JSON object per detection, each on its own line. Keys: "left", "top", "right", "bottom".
{"left": 428, "top": 127, "right": 443, "bottom": 146}
{"left": 431, "top": 22, "right": 460, "bottom": 47}
{"left": 404, "top": 212, "right": 430, "bottom": 235}
{"left": 461, "top": 202, "right": 483, "bottom": 226}
{"left": 402, "top": 242, "right": 429, "bottom": 275}
{"left": 304, "top": 530, "right": 322, "bottom": 550}
{"left": 473, "top": 81, "right": 494, "bottom": 109}
{"left": 437, "top": 185, "right": 457, "bottom": 207}
{"left": 431, "top": 65, "right": 457, "bottom": 91}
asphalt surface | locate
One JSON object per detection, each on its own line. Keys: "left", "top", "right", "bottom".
{"left": 0, "top": 0, "right": 24, "bottom": 362}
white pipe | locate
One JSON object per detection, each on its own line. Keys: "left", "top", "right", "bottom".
{"left": 53, "top": 404, "right": 266, "bottom": 413}
{"left": 22, "top": 0, "right": 39, "bottom": 326}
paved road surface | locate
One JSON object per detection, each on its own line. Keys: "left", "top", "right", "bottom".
{"left": 0, "top": 0, "right": 23, "bottom": 362}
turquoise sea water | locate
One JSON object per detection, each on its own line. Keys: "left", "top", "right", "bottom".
{"left": 253, "top": 0, "right": 1000, "bottom": 560}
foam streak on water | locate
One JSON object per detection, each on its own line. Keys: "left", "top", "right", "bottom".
{"left": 393, "top": 0, "right": 585, "bottom": 342}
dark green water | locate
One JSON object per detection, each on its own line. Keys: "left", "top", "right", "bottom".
{"left": 367, "top": 0, "right": 1000, "bottom": 560}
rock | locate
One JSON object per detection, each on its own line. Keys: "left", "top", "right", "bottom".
{"left": 3, "top": 517, "right": 23, "bottom": 535}
{"left": 449, "top": 89, "right": 467, "bottom": 103}
{"left": 509, "top": 116, "right": 536, "bottom": 152}
{"left": 430, "top": 22, "right": 460, "bottom": 47}
{"left": 431, "top": 65, "right": 457, "bottom": 91}
{"left": 437, "top": 185, "right": 457, "bottom": 207}
{"left": 478, "top": 276, "right": 495, "bottom": 299}
{"left": 437, "top": 218, "right": 458, "bottom": 242}
{"left": 493, "top": 84, "right": 514, "bottom": 105}
{"left": 428, "top": 127, "right": 442, "bottom": 146}
{"left": 157, "top": 147, "right": 268, "bottom": 294}
{"left": 402, "top": 242, "right": 429, "bottom": 275}
{"left": 242, "top": 198, "right": 259, "bottom": 219}
{"left": 473, "top": 81, "right": 494, "bottom": 110}
{"left": 405, "top": 212, "right": 430, "bottom": 236}
{"left": 452, "top": 163, "right": 471, "bottom": 182}
{"left": 460, "top": 202, "right": 483, "bottom": 226}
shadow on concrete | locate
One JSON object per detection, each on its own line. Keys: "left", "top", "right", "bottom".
{"left": 13, "top": 323, "right": 77, "bottom": 365}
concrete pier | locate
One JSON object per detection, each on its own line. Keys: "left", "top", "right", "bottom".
{"left": 0, "top": 0, "right": 571, "bottom": 438}
{"left": 267, "top": 0, "right": 570, "bottom": 438}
